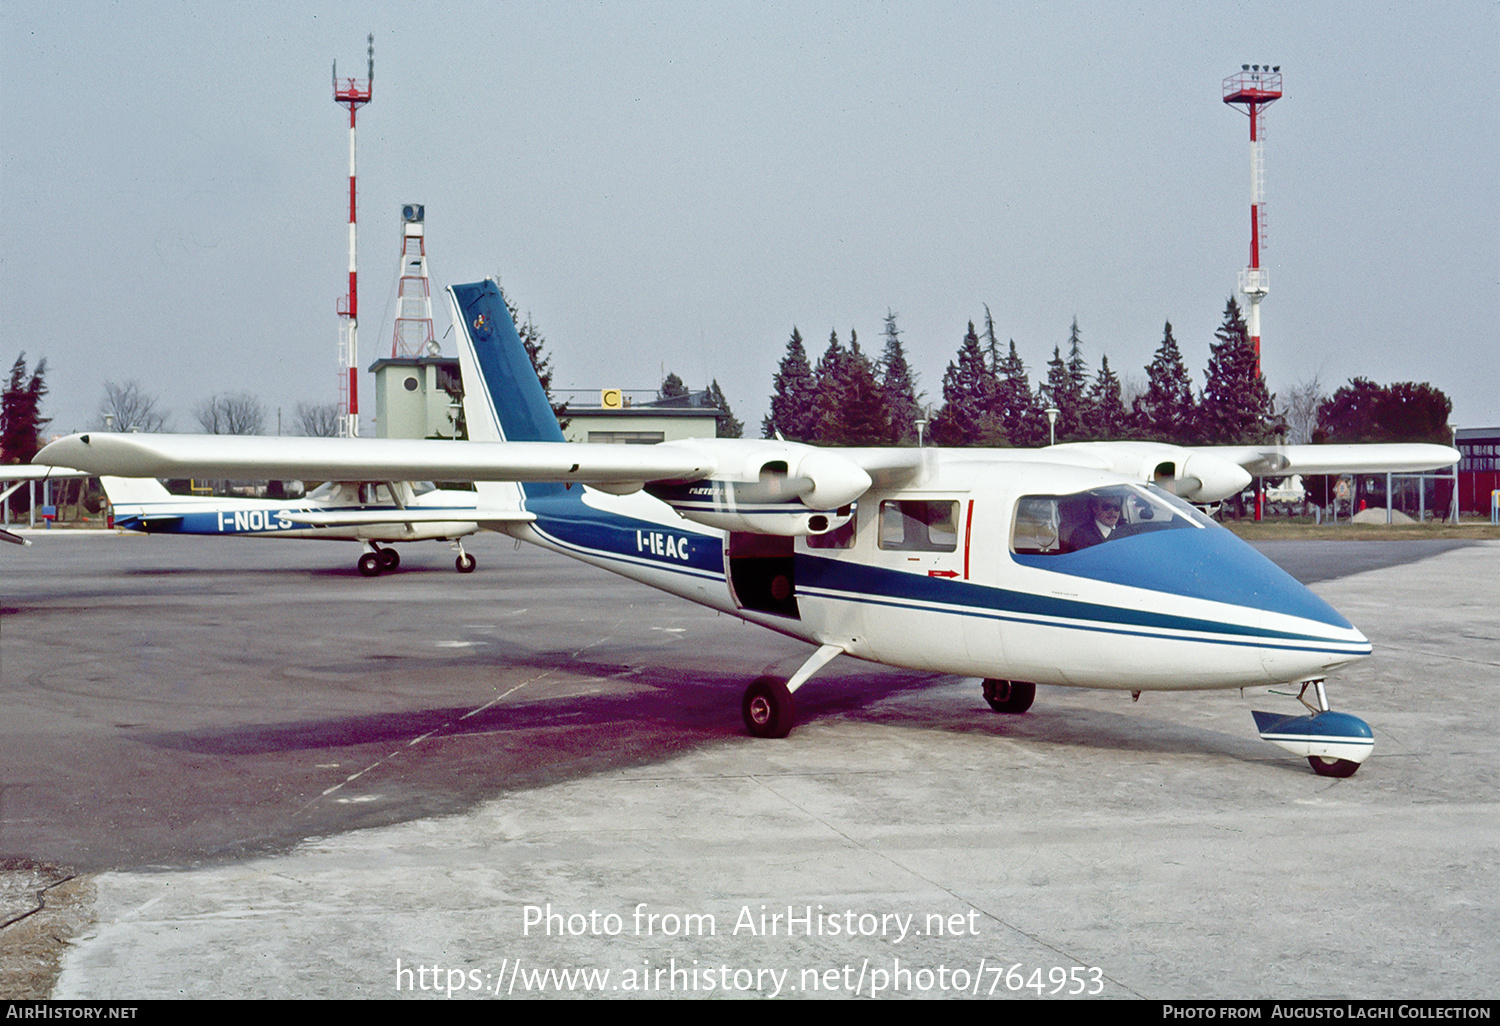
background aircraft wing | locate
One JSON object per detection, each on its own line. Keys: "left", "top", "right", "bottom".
{"left": 284, "top": 508, "right": 535, "bottom": 527}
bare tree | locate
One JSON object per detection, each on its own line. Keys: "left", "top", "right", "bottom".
{"left": 294, "top": 401, "right": 341, "bottom": 437}
{"left": 194, "top": 392, "right": 266, "bottom": 435}
{"left": 1278, "top": 374, "right": 1326, "bottom": 445}
{"left": 98, "top": 380, "right": 169, "bottom": 432}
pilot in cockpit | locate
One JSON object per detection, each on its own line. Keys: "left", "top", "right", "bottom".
{"left": 1068, "top": 493, "right": 1127, "bottom": 550}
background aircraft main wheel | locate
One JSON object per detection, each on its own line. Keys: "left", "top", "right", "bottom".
{"left": 379, "top": 548, "right": 400, "bottom": 570}
{"left": 1308, "top": 756, "right": 1359, "bottom": 778}
{"left": 357, "top": 553, "right": 382, "bottom": 577}
{"left": 982, "top": 679, "right": 1036, "bottom": 714}
{"left": 456, "top": 553, "right": 477, "bottom": 573}
{"left": 742, "top": 676, "right": 795, "bottom": 738}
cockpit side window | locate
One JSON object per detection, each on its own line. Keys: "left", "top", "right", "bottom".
{"left": 1011, "top": 484, "right": 1213, "bottom": 556}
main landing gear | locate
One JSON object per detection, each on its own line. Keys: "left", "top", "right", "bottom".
{"left": 1251, "top": 679, "right": 1374, "bottom": 778}
{"left": 741, "top": 643, "right": 843, "bottom": 738}
{"left": 356, "top": 541, "right": 479, "bottom": 577}
{"left": 357, "top": 543, "right": 401, "bottom": 577}
{"left": 981, "top": 679, "right": 1036, "bottom": 714}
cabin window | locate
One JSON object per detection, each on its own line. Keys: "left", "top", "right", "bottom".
{"left": 1011, "top": 484, "right": 1213, "bottom": 556}
{"left": 878, "top": 500, "right": 958, "bottom": 552}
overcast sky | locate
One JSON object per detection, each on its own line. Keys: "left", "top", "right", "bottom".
{"left": 3, "top": 1, "right": 1496, "bottom": 440}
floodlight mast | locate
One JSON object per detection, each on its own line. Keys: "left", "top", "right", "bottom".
{"left": 1223, "top": 65, "right": 1282, "bottom": 377}
{"left": 333, "top": 34, "right": 374, "bottom": 437}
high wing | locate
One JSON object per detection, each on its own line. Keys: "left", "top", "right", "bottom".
{"left": 1051, "top": 439, "right": 1458, "bottom": 502}
{"left": 36, "top": 433, "right": 713, "bottom": 487}
{"left": 1193, "top": 443, "right": 1461, "bottom": 477}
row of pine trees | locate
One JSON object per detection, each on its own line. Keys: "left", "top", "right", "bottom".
{"left": 761, "top": 297, "right": 1274, "bottom": 448}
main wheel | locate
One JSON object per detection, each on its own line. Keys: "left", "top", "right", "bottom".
{"left": 379, "top": 547, "right": 400, "bottom": 570}
{"left": 1308, "top": 756, "right": 1359, "bottom": 778}
{"left": 742, "top": 676, "right": 795, "bottom": 738}
{"left": 982, "top": 679, "right": 1036, "bottom": 714}
{"left": 456, "top": 553, "right": 477, "bottom": 573}
{"left": 357, "top": 552, "right": 382, "bottom": 577}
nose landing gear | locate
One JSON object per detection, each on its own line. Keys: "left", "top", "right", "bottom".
{"left": 1252, "top": 680, "right": 1373, "bottom": 777}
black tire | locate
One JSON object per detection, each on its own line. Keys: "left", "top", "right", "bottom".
{"left": 357, "top": 552, "right": 382, "bottom": 577}
{"left": 456, "top": 553, "right": 477, "bottom": 573}
{"left": 742, "top": 676, "right": 795, "bottom": 738}
{"left": 1308, "top": 756, "right": 1359, "bottom": 778}
{"left": 982, "top": 679, "right": 1036, "bottom": 714}
{"left": 379, "top": 548, "right": 400, "bottom": 570}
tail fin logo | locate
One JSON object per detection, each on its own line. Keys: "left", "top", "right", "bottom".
{"left": 473, "top": 314, "right": 489, "bottom": 334}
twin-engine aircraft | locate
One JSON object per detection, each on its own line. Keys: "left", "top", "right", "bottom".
{"left": 37, "top": 279, "right": 1460, "bottom": 776}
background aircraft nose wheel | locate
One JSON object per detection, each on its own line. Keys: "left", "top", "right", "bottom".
{"left": 1308, "top": 756, "right": 1359, "bottom": 778}
{"left": 982, "top": 679, "right": 1036, "bottom": 714}
{"left": 378, "top": 547, "right": 400, "bottom": 570}
{"left": 456, "top": 553, "right": 477, "bottom": 573}
{"left": 742, "top": 676, "right": 795, "bottom": 738}
{"left": 357, "top": 552, "right": 382, "bottom": 577}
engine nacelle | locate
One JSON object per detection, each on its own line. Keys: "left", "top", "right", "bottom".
{"left": 647, "top": 479, "right": 854, "bottom": 537}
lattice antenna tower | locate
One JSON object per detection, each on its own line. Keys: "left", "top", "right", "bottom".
{"left": 1223, "top": 64, "right": 1282, "bottom": 375}
{"left": 333, "top": 34, "right": 374, "bottom": 437}
{"left": 391, "top": 205, "right": 437, "bottom": 357}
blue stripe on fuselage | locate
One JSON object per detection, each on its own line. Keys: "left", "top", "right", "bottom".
{"left": 525, "top": 490, "right": 724, "bottom": 580}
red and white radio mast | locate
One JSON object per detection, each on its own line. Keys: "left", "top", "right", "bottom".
{"left": 333, "top": 34, "right": 373, "bottom": 437}
{"left": 1222, "top": 64, "right": 1281, "bottom": 375}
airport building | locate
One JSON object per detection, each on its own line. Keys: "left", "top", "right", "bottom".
{"left": 369, "top": 360, "right": 723, "bottom": 442}
{"left": 1456, "top": 426, "right": 1500, "bottom": 514}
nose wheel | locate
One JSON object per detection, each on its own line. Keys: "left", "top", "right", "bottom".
{"left": 454, "top": 540, "right": 476, "bottom": 573}
{"left": 1252, "top": 680, "right": 1373, "bottom": 777}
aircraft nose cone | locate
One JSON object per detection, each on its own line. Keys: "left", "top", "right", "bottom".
{"left": 1252, "top": 561, "right": 1372, "bottom": 681}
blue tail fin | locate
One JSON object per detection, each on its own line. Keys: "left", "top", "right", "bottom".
{"left": 449, "top": 280, "right": 566, "bottom": 445}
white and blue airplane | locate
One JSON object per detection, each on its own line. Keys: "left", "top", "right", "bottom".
{"left": 37, "top": 279, "right": 1461, "bottom": 776}
{"left": 93, "top": 474, "right": 505, "bottom": 576}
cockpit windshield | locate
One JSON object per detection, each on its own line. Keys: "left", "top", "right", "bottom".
{"left": 1012, "top": 483, "right": 1217, "bottom": 556}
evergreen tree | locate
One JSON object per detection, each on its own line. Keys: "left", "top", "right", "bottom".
{"left": 878, "top": 310, "right": 922, "bottom": 444}
{"left": 762, "top": 327, "right": 817, "bottom": 440}
{"left": 658, "top": 372, "right": 689, "bottom": 402}
{"left": 1, "top": 352, "right": 49, "bottom": 466}
{"left": 1040, "top": 319, "right": 1091, "bottom": 442}
{"left": 809, "top": 329, "right": 848, "bottom": 443}
{"left": 1083, "top": 355, "right": 1129, "bottom": 439}
{"left": 931, "top": 322, "right": 999, "bottom": 445}
{"left": 502, "top": 289, "right": 568, "bottom": 428}
{"left": 1197, "top": 296, "right": 1272, "bottom": 444}
{"left": 1132, "top": 321, "right": 1195, "bottom": 442}
{"left": 705, "top": 379, "right": 744, "bottom": 438}
{"left": 834, "top": 334, "right": 893, "bottom": 446}
{"left": 993, "top": 339, "right": 1045, "bottom": 447}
